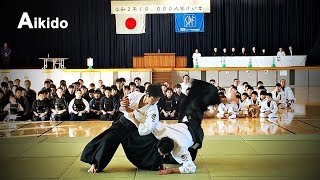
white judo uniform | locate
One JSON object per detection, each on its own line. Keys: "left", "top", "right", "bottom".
{"left": 260, "top": 100, "right": 278, "bottom": 118}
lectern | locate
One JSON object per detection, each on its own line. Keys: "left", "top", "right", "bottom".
{"left": 143, "top": 53, "right": 175, "bottom": 68}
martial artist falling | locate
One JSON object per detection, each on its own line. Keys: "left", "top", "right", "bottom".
{"left": 80, "top": 79, "right": 219, "bottom": 174}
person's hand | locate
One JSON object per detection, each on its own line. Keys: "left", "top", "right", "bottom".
{"left": 120, "top": 96, "right": 129, "bottom": 108}
{"left": 109, "top": 111, "right": 114, "bottom": 115}
{"left": 81, "top": 110, "right": 87, "bottom": 114}
{"left": 170, "top": 112, "right": 175, "bottom": 117}
{"left": 128, "top": 112, "right": 135, "bottom": 119}
{"left": 102, "top": 111, "right": 107, "bottom": 115}
{"left": 265, "top": 111, "right": 270, "bottom": 115}
{"left": 34, "top": 112, "right": 39, "bottom": 117}
{"left": 157, "top": 168, "right": 172, "bottom": 175}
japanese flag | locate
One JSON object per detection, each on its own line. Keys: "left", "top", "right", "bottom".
{"left": 115, "top": 14, "right": 146, "bottom": 34}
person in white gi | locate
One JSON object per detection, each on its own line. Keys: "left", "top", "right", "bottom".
{"left": 216, "top": 96, "right": 236, "bottom": 119}
{"left": 192, "top": 49, "right": 201, "bottom": 68}
{"left": 280, "top": 79, "right": 295, "bottom": 110}
{"left": 180, "top": 74, "right": 191, "bottom": 95}
{"left": 260, "top": 93, "right": 278, "bottom": 118}
{"left": 277, "top": 48, "right": 286, "bottom": 56}
{"left": 271, "top": 83, "right": 287, "bottom": 109}
{"left": 229, "top": 95, "right": 245, "bottom": 118}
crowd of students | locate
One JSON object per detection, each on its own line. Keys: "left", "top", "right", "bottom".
{"left": 0, "top": 74, "right": 296, "bottom": 121}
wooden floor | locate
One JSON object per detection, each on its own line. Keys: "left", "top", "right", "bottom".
{"left": 0, "top": 87, "right": 319, "bottom": 179}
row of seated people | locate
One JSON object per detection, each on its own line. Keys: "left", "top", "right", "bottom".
{"left": 211, "top": 81, "right": 295, "bottom": 119}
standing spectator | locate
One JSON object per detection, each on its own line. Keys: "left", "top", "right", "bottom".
{"left": 230, "top": 47, "right": 237, "bottom": 56}
{"left": 212, "top": 48, "right": 220, "bottom": 56}
{"left": 222, "top": 48, "right": 228, "bottom": 56}
{"left": 288, "top": 46, "right": 293, "bottom": 56}
{"left": 180, "top": 74, "right": 191, "bottom": 95}
{"left": 260, "top": 49, "right": 267, "bottom": 56}
{"left": 277, "top": 48, "right": 286, "bottom": 56}
{"left": 239, "top": 47, "right": 247, "bottom": 56}
{"left": 192, "top": 48, "right": 201, "bottom": 67}
{"left": 251, "top": 47, "right": 258, "bottom": 56}
{"left": 1, "top": 43, "right": 11, "bottom": 69}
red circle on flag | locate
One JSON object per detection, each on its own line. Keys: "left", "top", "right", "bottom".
{"left": 125, "top": 18, "right": 136, "bottom": 29}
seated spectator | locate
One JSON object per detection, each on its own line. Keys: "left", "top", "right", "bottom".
{"left": 88, "top": 89, "right": 95, "bottom": 100}
{"left": 89, "top": 83, "right": 95, "bottom": 91}
{"left": 259, "top": 90, "right": 267, "bottom": 102}
{"left": 0, "top": 90, "right": 8, "bottom": 120}
{"left": 246, "top": 85, "right": 254, "bottom": 99}
{"left": 260, "top": 49, "right": 267, "bottom": 56}
{"left": 144, "top": 82, "right": 151, "bottom": 93}
{"left": 129, "top": 82, "right": 136, "bottom": 93}
{"left": 230, "top": 95, "right": 246, "bottom": 118}
{"left": 272, "top": 83, "right": 286, "bottom": 109}
{"left": 280, "top": 79, "right": 295, "bottom": 110}
{"left": 216, "top": 95, "right": 236, "bottom": 119}
{"left": 100, "top": 87, "right": 117, "bottom": 121}
{"left": 222, "top": 48, "right": 228, "bottom": 56}
{"left": 123, "top": 85, "right": 130, "bottom": 96}
{"left": 3, "top": 94, "right": 24, "bottom": 121}
{"left": 159, "top": 88, "right": 177, "bottom": 120}
{"left": 256, "top": 81, "right": 264, "bottom": 91}
{"left": 239, "top": 47, "right": 247, "bottom": 56}
{"left": 69, "top": 90, "right": 90, "bottom": 121}
{"left": 260, "top": 93, "right": 278, "bottom": 118}
{"left": 32, "top": 90, "right": 50, "bottom": 121}
{"left": 161, "top": 84, "right": 167, "bottom": 98}
{"left": 89, "top": 90, "right": 102, "bottom": 119}
{"left": 227, "top": 85, "right": 238, "bottom": 102}
{"left": 209, "top": 79, "right": 216, "bottom": 86}
{"left": 212, "top": 48, "right": 220, "bottom": 56}
{"left": 248, "top": 91, "right": 261, "bottom": 118}
{"left": 15, "top": 87, "right": 31, "bottom": 120}
{"left": 173, "top": 84, "right": 186, "bottom": 117}
{"left": 81, "top": 86, "right": 91, "bottom": 102}
{"left": 230, "top": 47, "right": 237, "bottom": 56}
{"left": 240, "top": 92, "right": 252, "bottom": 115}
{"left": 134, "top": 77, "right": 145, "bottom": 92}
{"left": 24, "top": 80, "right": 36, "bottom": 107}
{"left": 277, "top": 48, "right": 286, "bottom": 56}
{"left": 251, "top": 47, "right": 258, "bottom": 56}
{"left": 51, "top": 88, "right": 68, "bottom": 121}
{"left": 41, "top": 81, "right": 51, "bottom": 91}
{"left": 65, "top": 85, "right": 75, "bottom": 103}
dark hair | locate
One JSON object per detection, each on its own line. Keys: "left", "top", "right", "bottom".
{"left": 218, "top": 92, "right": 225, "bottom": 96}
{"left": 174, "top": 84, "right": 182, "bottom": 89}
{"left": 252, "top": 91, "right": 259, "bottom": 96}
{"left": 88, "top": 89, "right": 95, "bottom": 94}
{"left": 15, "top": 87, "right": 23, "bottom": 93}
{"left": 276, "top": 83, "right": 281, "bottom": 87}
{"left": 144, "top": 82, "right": 151, "bottom": 86}
{"left": 80, "top": 85, "right": 87, "bottom": 89}
{"left": 260, "top": 91, "right": 268, "bottom": 96}
{"left": 105, "top": 87, "right": 112, "bottom": 91}
{"left": 146, "top": 84, "right": 162, "bottom": 98}
{"left": 157, "top": 137, "right": 174, "bottom": 155}
{"left": 0, "top": 89, "right": 4, "bottom": 94}
{"left": 242, "top": 82, "right": 248, "bottom": 86}
{"left": 78, "top": 79, "right": 83, "bottom": 82}
{"left": 266, "top": 93, "right": 273, "bottom": 97}
{"left": 123, "top": 85, "right": 130, "bottom": 90}
{"left": 90, "top": 83, "right": 95, "bottom": 87}
{"left": 8, "top": 81, "right": 13, "bottom": 84}
{"left": 110, "top": 85, "right": 118, "bottom": 91}
{"left": 134, "top": 77, "right": 141, "bottom": 81}
{"left": 258, "top": 86, "right": 266, "bottom": 90}
{"left": 1, "top": 82, "right": 8, "bottom": 88}
{"left": 183, "top": 74, "right": 189, "bottom": 78}
{"left": 94, "top": 90, "right": 101, "bottom": 94}
{"left": 210, "top": 79, "right": 215, "bottom": 82}
{"left": 119, "top": 77, "right": 126, "bottom": 83}
{"left": 257, "top": 81, "right": 263, "bottom": 86}
{"left": 242, "top": 92, "right": 249, "bottom": 97}
{"left": 247, "top": 86, "right": 254, "bottom": 90}
{"left": 68, "top": 85, "right": 74, "bottom": 89}
{"left": 38, "top": 90, "right": 45, "bottom": 96}
{"left": 50, "top": 84, "right": 56, "bottom": 89}
{"left": 60, "top": 80, "right": 66, "bottom": 85}
{"left": 236, "top": 94, "right": 241, "bottom": 99}
{"left": 44, "top": 81, "right": 50, "bottom": 84}
{"left": 166, "top": 88, "right": 173, "bottom": 92}
{"left": 129, "top": 82, "right": 136, "bottom": 87}
{"left": 115, "top": 78, "right": 122, "bottom": 83}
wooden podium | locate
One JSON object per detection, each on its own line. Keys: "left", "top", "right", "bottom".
{"left": 133, "top": 53, "right": 186, "bottom": 68}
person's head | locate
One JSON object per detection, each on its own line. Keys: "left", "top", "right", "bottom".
{"left": 104, "top": 87, "right": 112, "bottom": 98}
{"left": 56, "top": 88, "right": 63, "bottom": 98}
{"left": 80, "top": 86, "right": 87, "bottom": 94}
{"left": 242, "top": 47, "right": 245, "bottom": 53}
{"left": 119, "top": 77, "right": 126, "bottom": 85}
{"left": 262, "top": 49, "right": 266, "bottom": 53}
{"left": 231, "top": 47, "right": 236, "bottom": 52}
{"left": 275, "top": 83, "right": 282, "bottom": 92}
{"left": 3, "top": 42, "right": 8, "bottom": 48}
{"left": 60, "top": 80, "right": 66, "bottom": 86}
{"left": 8, "top": 81, "right": 13, "bottom": 89}
{"left": 144, "top": 82, "right": 151, "bottom": 91}
{"left": 241, "top": 92, "right": 249, "bottom": 101}
{"left": 257, "top": 81, "right": 263, "bottom": 88}
{"left": 3, "top": 76, "right": 9, "bottom": 83}
{"left": 252, "top": 47, "right": 256, "bottom": 51}
{"left": 280, "top": 79, "right": 286, "bottom": 87}
{"left": 174, "top": 84, "right": 182, "bottom": 94}
{"left": 129, "top": 82, "right": 136, "bottom": 92}
{"left": 266, "top": 93, "right": 273, "bottom": 102}
{"left": 165, "top": 88, "right": 174, "bottom": 98}
{"left": 214, "top": 47, "right": 218, "bottom": 52}
{"left": 242, "top": 82, "right": 249, "bottom": 88}
{"left": 251, "top": 91, "right": 258, "bottom": 101}
{"left": 260, "top": 90, "right": 267, "bottom": 100}
{"left": 44, "top": 81, "right": 50, "bottom": 88}
{"left": 78, "top": 79, "right": 84, "bottom": 86}
{"left": 289, "top": 46, "right": 292, "bottom": 50}
{"left": 38, "top": 91, "right": 46, "bottom": 101}
{"left": 21, "top": 88, "right": 27, "bottom": 97}
{"left": 258, "top": 86, "right": 266, "bottom": 93}
{"left": 279, "top": 47, "right": 283, "bottom": 52}
{"left": 88, "top": 89, "right": 95, "bottom": 99}
{"left": 223, "top": 48, "right": 227, "bottom": 53}
{"left": 209, "top": 79, "right": 216, "bottom": 85}
{"left": 60, "top": 83, "right": 67, "bottom": 92}
{"left": 75, "top": 90, "right": 82, "bottom": 99}
{"left": 9, "top": 94, "right": 16, "bottom": 104}
{"left": 14, "top": 79, "right": 21, "bottom": 86}
{"left": 94, "top": 90, "right": 101, "bottom": 99}
{"left": 183, "top": 74, "right": 190, "bottom": 83}
{"left": 161, "top": 84, "right": 167, "bottom": 95}
{"left": 68, "top": 85, "right": 75, "bottom": 94}
{"left": 145, "top": 84, "right": 162, "bottom": 105}
{"left": 0, "top": 90, "right": 4, "bottom": 99}
{"left": 247, "top": 86, "right": 254, "bottom": 95}
{"left": 1, "top": 82, "right": 8, "bottom": 91}
{"left": 115, "top": 79, "right": 122, "bottom": 90}
{"left": 89, "top": 83, "right": 95, "bottom": 90}
{"left": 123, "top": 85, "right": 130, "bottom": 96}
{"left": 110, "top": 85, "right": 118, "bottom": 96}
{"left": 98, "top": 80, "right": 103, "bottom": 87}
{"left": 163, "top": 81, "right": 169, "bottom": 88}
{"left": 45, "top": 88, "right": 52, "bottom": 98}
{"left": 233, "top": 78, "right": 240, "bottom": 86}
{"left": 235, "top": 94, "right": 241, "bottom": 103}
{"left": 24, "top": 80, "right": 31, "bottom": 90}
{"left": 15, "top": 87, "right": 23, "bottom": 98}
{"left": 134, "top": 77, "right": 142, "bottom": 86}
{"left": 157, "top": 137, "right": 174, "bottom": 156}
{"left": 195, "top": 48, "right": 199, "bottom": 53}
{"left": 220, "top": 95, "right": 227, "bottom": 104}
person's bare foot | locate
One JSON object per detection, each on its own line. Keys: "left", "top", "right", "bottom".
{"left": 88, "top": 164, "right": 98, "bottom": 173}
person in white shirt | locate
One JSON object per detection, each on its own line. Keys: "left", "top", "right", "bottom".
{"left": 240, "top": 92, "right": 252, "bottom": 116}
{"left": 68, "top": 90, "right": 90, "bottom": 121}
{"left": 271, "top": 83, "right": 286, "bottom": 109}
{"left": 288, "top": 46, "right": 293, "bottom": 56}
{"left": 280, "top": 79, "right": 295, "bottom": 110}
{"left": 277, "top": 48, "right": 286, "bottom": 56}
{"left": 248, "top": 91, "right": 261, "bottom": 118}
{"left": 233, "top": 78, "right": 244, "bottom": 94}
{"left": 81, "top": 85, "right": 162, "bottom": 173}
{"left": 216, "top": 95, "right": 236, "bottom": 119}
{"left": 180, "top": 74, "right": 191, "bottom": 95}
{"left": 260, "top": 93, "right": 278, "bottom": 118}
{"left": 192, "top": 49, "right": 201, "bottom": 67}
{"left": 229, "top": 95, "right": 245, "bottom": 118}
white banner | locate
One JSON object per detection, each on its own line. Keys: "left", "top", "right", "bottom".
{"left": 111, "top": 0, "right": 210, "bottom": 14}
